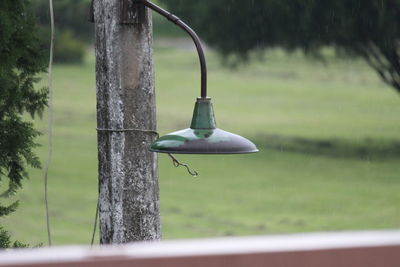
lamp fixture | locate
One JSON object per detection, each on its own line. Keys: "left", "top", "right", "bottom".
{"left": 98, "top": 0, "right": 257, "bottom": 154}
{"left": 138, "top": 0, "right": 258, "bottom": 154}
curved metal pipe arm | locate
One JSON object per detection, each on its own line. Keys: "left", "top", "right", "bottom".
{"left": 141, "top": 0, "right": 208, "bottom": 98}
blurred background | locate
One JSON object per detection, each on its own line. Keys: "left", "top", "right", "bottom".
{"left": 1, "top": 0, "right": 399, "bottom": 245}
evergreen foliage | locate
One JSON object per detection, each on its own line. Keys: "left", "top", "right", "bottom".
{"left": 161, "top": 0, "right": 400, "bottom": 93}
{"left": 0, "top": 0, "right": 48, "bottom": 248}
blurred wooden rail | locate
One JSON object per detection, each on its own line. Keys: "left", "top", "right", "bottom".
{"left": 1, "top": 231, "right": 400, "bottom": 267}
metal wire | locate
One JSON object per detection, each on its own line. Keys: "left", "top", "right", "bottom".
{"left": 96, "top": 128, "right": 198, "bottom": 176}
{"left": 96, "top": 128, "right": 159, "bottom": 136}
{"left": 90, "top": 128, "right": 198, "bottom": 245}
{"left": 43, "top": 0, "right": 55, "bottom": 247}
{"left": 90, "top": 198, "right": 99, "bottom": 247}
{"left": 167, "top": 153, "right": 199, "bottom": 177}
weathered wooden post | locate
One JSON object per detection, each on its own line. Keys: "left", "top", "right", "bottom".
{"left": 93, "top": 0, "right": 160, "bottom": 243}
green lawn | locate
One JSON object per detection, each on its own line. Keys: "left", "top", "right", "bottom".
{"left": 1, "top": 42, "right": 400, "bottom": 246}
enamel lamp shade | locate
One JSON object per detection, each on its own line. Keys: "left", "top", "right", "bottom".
{"left": 150, "top": 97, "right": 258, "bottom": 154}
{"left": 143, "top": 0, "right": 258, "bottom": 154}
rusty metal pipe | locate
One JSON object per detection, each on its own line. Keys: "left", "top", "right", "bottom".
{"left": 141, "top": 0, "right": 208, "bottom": 98}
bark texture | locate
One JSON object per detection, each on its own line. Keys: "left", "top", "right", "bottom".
{"left": 94, "top": 0, "right": 160, "bottom": 243}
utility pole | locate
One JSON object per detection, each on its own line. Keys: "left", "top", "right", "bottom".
{"left": 93, "top": 0, "right": 160, "bottom": 243}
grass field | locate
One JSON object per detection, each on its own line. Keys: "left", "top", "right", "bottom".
{"left": 1, "top": 40, "right": 400, "bottom": 246}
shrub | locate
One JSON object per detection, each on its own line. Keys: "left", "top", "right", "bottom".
{"left": 54, "top": 30, "right": 86, "bottom": 64}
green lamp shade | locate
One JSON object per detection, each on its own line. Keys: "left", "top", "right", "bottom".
{"left": 150, "top": 98, "right": 258, "bottom": 154}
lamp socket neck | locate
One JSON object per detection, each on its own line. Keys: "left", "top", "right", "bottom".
{"left": 190, "top": 98, "right": 216, "bottom": 129}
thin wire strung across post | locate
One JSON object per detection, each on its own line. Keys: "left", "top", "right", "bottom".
{"left": 43, "top": 0, "right": 55, "bottom": 247}
{"left": 90, "top": 128, "right": 199, "bottom": 244}
{"left": 96, "top": 127, "right": 199, "bottom": 176}
{"left": 96, "top": 128, "right": 159, "bottom": 136}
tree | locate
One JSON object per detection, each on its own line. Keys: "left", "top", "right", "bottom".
{"left": 160, "top": 0, "right": 400, "bottom": 94}
{"left": 32, "top": 0, "right": 92, "bottom": 43}
{"left": 32, "top": 0, "right": 88, "bottom": 64}
{"left": 0, "top": 0, "right": 48, "bottom": 248}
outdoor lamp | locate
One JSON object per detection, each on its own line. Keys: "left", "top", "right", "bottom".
{"left": 140, "top": 0, "right": 258, "bottom": 154}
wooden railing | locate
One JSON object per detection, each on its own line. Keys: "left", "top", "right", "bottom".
{"left": 1, "top": 230, "right": 400, "bottom": 267}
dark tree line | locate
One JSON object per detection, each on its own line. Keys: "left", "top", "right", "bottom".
{"left": 31, "top": 0, "right": 184, "bottom": 63}
{"left": 32, "top": 0, "right": 90, "bottom": 64}
{"left": 161, "top": 0, "right": 400, "bottom": 94}
{"left": 33, "top": 0, "right": 93, "bottom": 43}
